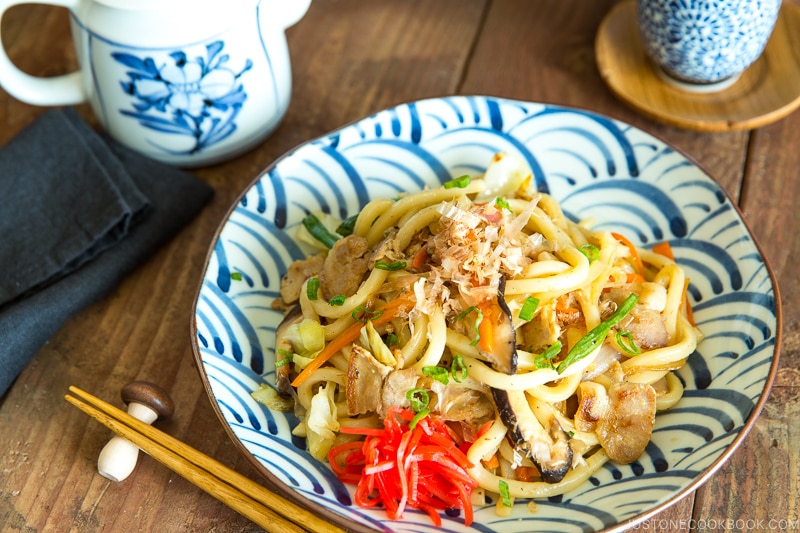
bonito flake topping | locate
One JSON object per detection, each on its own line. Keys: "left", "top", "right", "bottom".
{"left": 416, "top": 193, "right": 545, "bottom": 314}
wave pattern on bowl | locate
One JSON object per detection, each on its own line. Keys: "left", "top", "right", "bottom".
{"left": 193, "top": 95, "right": 778, "bottom": 533}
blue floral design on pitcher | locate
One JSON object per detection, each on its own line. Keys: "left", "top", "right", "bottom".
{"left": 112, "top": 41, "right": 252, "bottom": 155}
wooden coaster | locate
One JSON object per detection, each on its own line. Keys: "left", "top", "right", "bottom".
{"left": 596, "top": 1, "right": 800, "bottom": 132}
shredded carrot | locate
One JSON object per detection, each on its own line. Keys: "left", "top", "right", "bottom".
{"left": 514, "top": 466, "right": 540, "bottom": 482}
{"left": 625, "top": 272, "right": 645, "bottom": 284}
{"left": 291, "top": 322, "right": 364, "bottom": 387}
{"left": 481, "top": 453, "right": 500, "bottom": 470}
{"left": 411, "top": 244, "right": 429, "bottom": 270}
{"left": 290, "top": 292, "right": 414, "bottom": 387}
{"left": 477, "top": 301, "right": 496, "bottom": 353}
{"left": 377, "top": 291, "right": 416, "bottom": 315}
{"left": 555, "top": 299, "right": 573, "bottom": 313}
{"left": 652, "top": 240, "right": 675, "bottom": 260}
{"left": 555, "top": 298, "right": 582, "bottom": 321}
{"left": 611, "top": 232, "right": 644, "bottom": 276}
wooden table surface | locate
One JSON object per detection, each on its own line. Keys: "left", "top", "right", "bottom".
{"left": 1, "top": 1, "right": 797, "bottom": 531}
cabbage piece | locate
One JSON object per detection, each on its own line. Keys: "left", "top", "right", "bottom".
{"left": 475, "top": 152, "right": 532, "bottom": 202}
{"left": 284, "top": 318, "right": 326, "bottom": 357}
{"left": 306, "top": 382, "right": 340, "bottom": 460}
{"left": 292, "top": 353, "right": 315, "bottom": 371}
{"left": 251, "top": 383, "right": 294, "bottom": 412}
{"left": 359, "top": 320, "right": 397, "bottom": 367}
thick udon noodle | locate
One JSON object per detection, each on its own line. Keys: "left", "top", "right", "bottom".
{"left": 273, "top": 153, "right": 701, "bottom": 509}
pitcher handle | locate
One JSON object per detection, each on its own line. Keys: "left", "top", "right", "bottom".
{"left": 0, "top": 0, "right": 85, "bottom": 106}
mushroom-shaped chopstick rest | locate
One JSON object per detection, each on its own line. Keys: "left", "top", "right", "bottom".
{"left": 97, "top": 381, "right": 175, "bottom": 482}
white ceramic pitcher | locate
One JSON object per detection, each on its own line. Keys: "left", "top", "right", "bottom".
{"left": 0, "top": 0, "right": 311, "bottom": 166}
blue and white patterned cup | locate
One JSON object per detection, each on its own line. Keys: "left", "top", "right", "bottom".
{"left": 637, "top": 0, "right": 781, "bottom": 91}
{"left": 0, "top": 0, "right": 311, "bottom": 166}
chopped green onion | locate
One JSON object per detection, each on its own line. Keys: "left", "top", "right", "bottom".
{"left": 534, "top": 341, "right": 562, "bottom": 370}
{"left": 385, "top": 332, "right": 399, "bottom": 347}
{"left": 336, "top": 214, "right": 358, "bottom": 236}
{"left": 579, "top": 243, "right": 600, "bottom": 263}
{"left": 406, "top": 388, "right": 430, "bottom": 412}
{"left": 556, "top": 294, "right": 638, "bottom": 373}
{"left": 275, "top": 353, "right": 293, "bottom": 368}
{"left": 518, "top": 296, "right": 540, "bottom": 321}
{"left": 495, "top": 197, "right": 512, "bottom": 211}
{"left": 569, "top": 430, "right": 575, "bottom": 438}
{"left": 302, "top": 213, "right": 340, "bottom": 249}
{"left": 275, "top": 349, "right": 293, "bottom": 368}
{"left": 498, "top": 479, "right": 512, "bottom": 507}
{"left": 231, "top": 272, "right": 243, "bottom": 281}
{"left": 422, "top": 366, "right": 449, "bottom": 385}
{"left": 451, "top": 354, "right": 468, "bottom": 383}
{"left": 351, "top": 305, "right": 383, "bottom": 322}
{"left": 616, "top": 330, "right": 641, "bottom": 354}
{"left": 329, "top": 294, "right": 346, "bottom": 306}
{"left": 409, "top": 407, "right": 430, "bottom": 430}
{"left": 374, "top": 260, "right": 407, "bottom": 271}
{"left": 306, "top": 277, "right": 320, "bottom": 300}
{"left": 455, "top": 306, "right": 484, "bottom": 346}
{"left": 444, "top": 175, "right": 471, "bottom": 189}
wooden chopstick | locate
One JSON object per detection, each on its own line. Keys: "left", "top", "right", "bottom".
{"left": 65, "top": 385, "right": 346, "bottom": 533}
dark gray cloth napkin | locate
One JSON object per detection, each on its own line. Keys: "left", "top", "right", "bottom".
{"left": 0, "top": 108, "right": 214, "bottom": 397}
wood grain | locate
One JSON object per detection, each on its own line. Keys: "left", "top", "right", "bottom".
{"left": 0, "top": 1, "right": 489, "bottom": 531}
{"left": 1, "top": 0, "right": 797, "bottom": 531}
{"left": 65, "top": 386, "right": 344, "bottom": 533}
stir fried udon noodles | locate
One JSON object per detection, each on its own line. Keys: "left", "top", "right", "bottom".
{"left": 258, "top": 152, "right": 702, "bottom": 525}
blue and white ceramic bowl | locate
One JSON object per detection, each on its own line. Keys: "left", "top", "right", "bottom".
{"left": 637, "top": 0, "right": 780, "bottom": 89}
{"left": 191, "top": 96, "right": 781, "bottom": 532}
